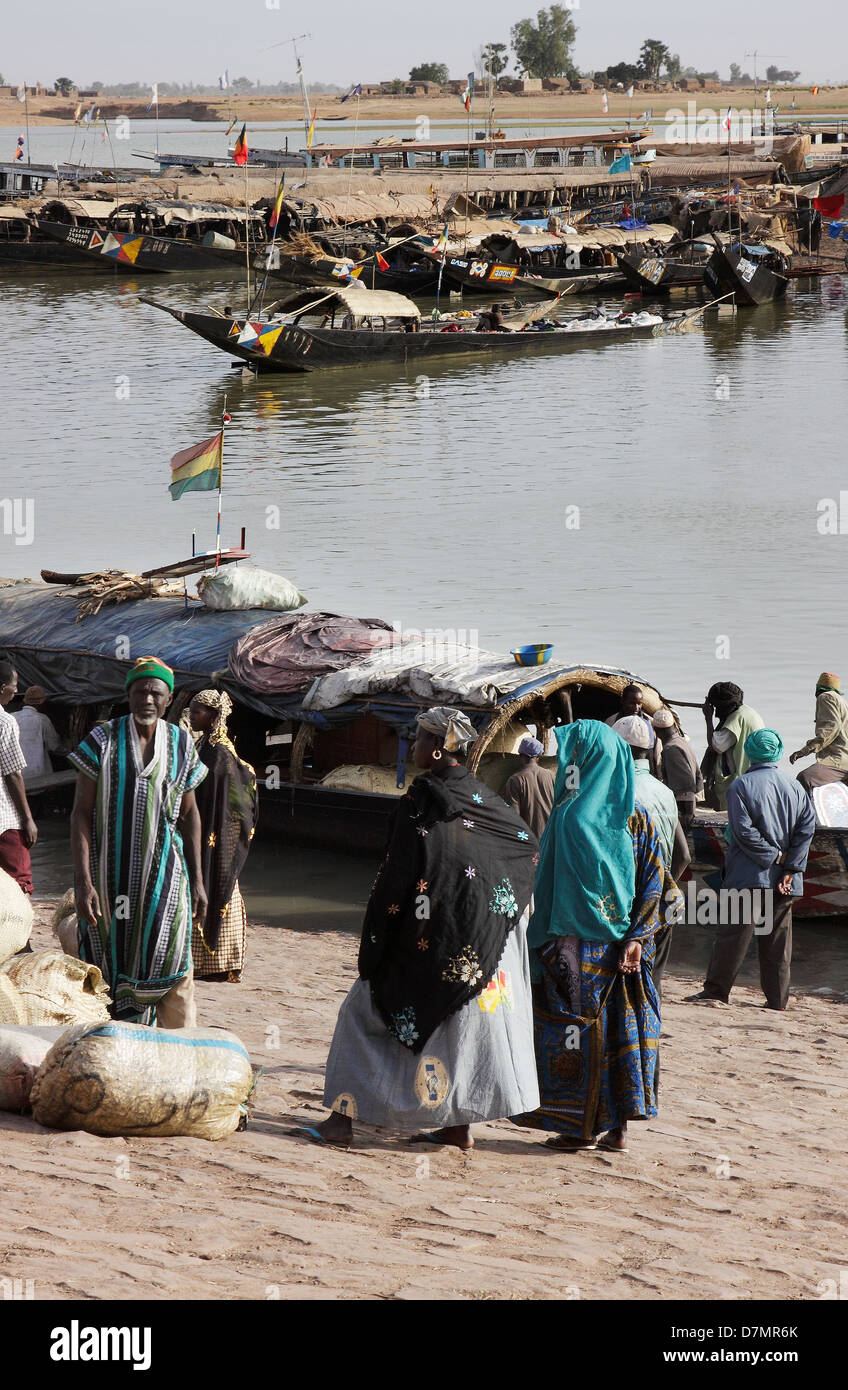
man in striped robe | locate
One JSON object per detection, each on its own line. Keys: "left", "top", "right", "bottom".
{"left": 69, "top": 657, "right": 207, "bottom": 1026}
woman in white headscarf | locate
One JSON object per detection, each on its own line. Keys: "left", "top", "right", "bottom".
{"left": 293, "top": 706, "right": 540, "bottom": 1151}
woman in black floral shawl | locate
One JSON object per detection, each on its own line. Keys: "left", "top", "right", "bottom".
{"left": 295, "top": 706, "right": 540, "bottom": 1152}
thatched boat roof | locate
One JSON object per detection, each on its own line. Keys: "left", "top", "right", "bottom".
{"left": 269, "top": 282, "right": 421, "bottom": 319}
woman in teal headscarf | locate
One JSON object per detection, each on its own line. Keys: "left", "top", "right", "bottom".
{"left": 522, "top": 719, "right": 667, "bottom": 1153}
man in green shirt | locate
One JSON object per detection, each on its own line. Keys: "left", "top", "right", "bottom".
{"left": 701, "top": 682, "right": 764, "bottom": 811}
{"left": 789, "top": 672, "right": 848, "bottom": 794}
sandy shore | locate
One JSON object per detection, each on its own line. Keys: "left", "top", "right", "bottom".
{"left": 3, "top": 87, "right": 847, "bottom": 127}
{"left": 1, "top": 897, "right": 846, "bottom": 1301}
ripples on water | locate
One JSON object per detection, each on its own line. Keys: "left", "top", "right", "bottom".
{"left": 0, "top": 262, "right": 847, "bottom": 760}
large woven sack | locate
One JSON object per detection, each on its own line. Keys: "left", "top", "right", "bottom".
{"left": 0, "top": 949, "right": 111, "bottom": 1026}
{"left": 0, "top": 868, "right": 34, "bottom": 965}
{"left": 0, "top": 1024, "right": 68, "bottom": 1112}
{"left": 31, "top": 1022, "right": 254, "bottom": 1140}
{"left": 197, "top": 567, "right": 306, "bottom": 612}
{"left": 0, "top": 974, "right": 25, "bottom": 1025}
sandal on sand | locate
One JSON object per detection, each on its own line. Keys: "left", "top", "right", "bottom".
{"left": 597, "top": 1136, "right": 629, "bottom": 1153}
{"left": 507, "top": 1111, "right": 549, "bottom": 1130}
{"left": 684, "top": 991, "right": 728, "bottom": 1007}
{"left": 409, "top": 1131, "right": 474, "bottom": 1151}
{"left": 543, "top": 1136, "right": 598, "bottom": 1152}
{"left": 288, "top": 1125, "right": 350, "bottom": 1150}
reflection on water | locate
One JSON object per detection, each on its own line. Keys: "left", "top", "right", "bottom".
{"left": 0, "top": 265, "right": 847, "bottom": 773}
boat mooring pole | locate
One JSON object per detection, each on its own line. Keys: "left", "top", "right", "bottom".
{"left": 216, "top": 402, "right": 229, "bottom": 571}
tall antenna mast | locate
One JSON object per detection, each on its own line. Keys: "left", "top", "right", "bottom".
{"left": 264, "top": 33, "right": 312, "bottom": 145}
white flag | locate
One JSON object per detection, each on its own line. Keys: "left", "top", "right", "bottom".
{"left": 16, "top": 83, "right": 26, "bottom": 103}
{"left": 765, "top": 87, "right": 771, "bottom": 105}
{"left": 83, "top": 103, "right": 96, "bottom": 124}
{"left": 219, "top": 70, "right": 230, "bottom": 90}
{"left": 625, "top": 84, "right": 634, "bottom": 99}
{"left": 601, "top": 90, "right": 609, "bottom": 113}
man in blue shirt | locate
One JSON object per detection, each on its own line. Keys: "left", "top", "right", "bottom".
{"left": 687, "top": 728, "right": 815, "bottom": 1010}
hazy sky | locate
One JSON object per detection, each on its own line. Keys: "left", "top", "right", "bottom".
{"left": 7, "top": 0, "right": 848, "bottom": 88}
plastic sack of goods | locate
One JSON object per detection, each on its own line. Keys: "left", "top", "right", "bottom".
{"left": 0, "top": 1024, "right": 68, "bottom": 1112}
{"left": 197, "top": 567, "right": 306, "bottom": 612}
{"left": 0, "top": 868, "right": 34, "bottom": 966}
{"left": 0, "top": 950, "right": 111, "bottom": 1027}
{"left": 30, "top": 1021, "right": 255, "bottom": 1141}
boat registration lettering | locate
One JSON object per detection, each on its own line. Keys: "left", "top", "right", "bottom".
{"left": 489, "top": 264, "right": 517, "bottom": 282}
{"left": 146, "top": 239, "right": 171, "bottom": 255}
{"left": 66, "top": 227, "right": 94, "bottom": 247}
{"left": 637, "top": 257, "right": 665, "bottom": 285}
{"left": 449, "top": 258, "right": 468, "bottom": 269}
{"left": 737, "top": 256, "right": 757, "bottom": 283}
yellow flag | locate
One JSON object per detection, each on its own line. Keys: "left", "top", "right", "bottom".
{"left": 307, "top": 109, "right": 317, "bottom": 149}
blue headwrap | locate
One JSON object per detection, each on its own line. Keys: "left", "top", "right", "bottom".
{"left": 744, "top": 728, "right": 784, "bottom": 764}
{"left": 528, "top": 720, "right": 636, "bottom": 949}
{"left": 519, "top": 736, "right": 544, "bottom": 758}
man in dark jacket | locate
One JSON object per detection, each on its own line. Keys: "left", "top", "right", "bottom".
{"left": 687, "top": 728, "right": 815, "bottom": 1011}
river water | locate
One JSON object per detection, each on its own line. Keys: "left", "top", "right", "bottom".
{"left": 1, "top": 259, "right": 846, "bottom": 760}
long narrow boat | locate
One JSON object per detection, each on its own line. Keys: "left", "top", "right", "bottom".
{"left": 34, "top": 203, "right": 267, "bottom": 274}
{"left": 140, "top": 283, "right": 698, "bottom": 372}
{"left": 704, "top": 235, "right": 790, "bottom": 306}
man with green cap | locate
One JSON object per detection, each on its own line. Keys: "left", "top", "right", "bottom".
{"left": 68, "top": 656, "right": 208, "bottom": 1027}
{"left": 789, "top": 672, "right": 848, "bottom": 795}
{"left": 687, "top": 728, "right": 815, "bottom": 1010}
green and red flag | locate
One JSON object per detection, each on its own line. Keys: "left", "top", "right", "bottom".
{"left": 233, "top": 124, "right": 248, "bottom": 165}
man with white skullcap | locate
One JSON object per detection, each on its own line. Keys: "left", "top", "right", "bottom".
{"left": 613, "top": 714, "right": 690, "bottom": 999}
{"left": 500, "top": 735, "right": 556, "bottom": 839}
{"left": 652, "top": 708, "right": 703, "bottom": 830}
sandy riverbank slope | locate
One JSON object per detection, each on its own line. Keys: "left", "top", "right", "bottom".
{"left": 2, "top": 87, "right": 847, "bottom": 128}
{"left": 1, "top": 901, "right": 846, "bottom": 1301}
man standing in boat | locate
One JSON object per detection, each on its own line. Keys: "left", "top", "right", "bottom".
{"left": 700, "top": 682, "right": 764, "bottom": 810}
{"left": 652, "top": 709, "right": 703, "bottom": 829}
{"left": 788, "top": 672, "right": 848, "bottom": 795}
{"left": 687, "top": 729, "right": 815, "bottom": 1011}
{"left": 605, "top": 683, "right": 661, "bottom": 777}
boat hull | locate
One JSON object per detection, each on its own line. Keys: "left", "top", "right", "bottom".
{"left": 146, "top": 303, "right": 687, "bottom": 372}
{"left": 35, "top": 219, "right": 252, "bottom": 273}
{"left": 704, "top": 245, "right": 789, "bottom": 306}
{"left": 615, "top": 249, "right": 706, "bottom": 295}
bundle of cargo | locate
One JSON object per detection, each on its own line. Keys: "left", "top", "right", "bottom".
{"left": 0, "top": 949, "right": 111, "bottom": 1027}
{"left": 0, "top": 868, "right": 33, "bottom": 965}
{"left": 31, "top": 1021, "right": 254, "bottom": 1140}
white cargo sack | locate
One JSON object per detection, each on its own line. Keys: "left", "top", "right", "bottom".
{"left": 0, "top": 1024, "right": 68, "bottom": 1112}
{"left": 197, "top": 567, "right": 306, "bottom": 612}
{"left": 31, "top": 1021, "right": 254, "bottom": 1141}
{"left": 0, "top": 868, "right": 34, "bottom": 965}
{"left": 0, "top": 949, "right": 111, "bottom": 1026}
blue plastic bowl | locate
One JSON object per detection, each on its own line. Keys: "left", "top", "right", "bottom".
{"left": 511, "top": 644, "right": 554, "bottom": 667}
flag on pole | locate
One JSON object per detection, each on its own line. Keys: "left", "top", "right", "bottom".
{"left": 73, "top": 100, "right": 82, "bottom": 122}
{"left": 218, "top": 71, "right": 230, "bottom": 91}
{"left": 432, "top": 223, "right": 449, "bottom": 255}
{"left": 233, "top": 124, "right": 248, "bottom": 165}
{"left": 811, "top": 86, "right": 819, "bottom": 96}
{"left": 340, "top": 83, "right": 362, "bottom": 103}
{"left": 608, "top": 152, "right": 632, "bottom": 174}
{"left": 723, "top": 108, "right": 732, "bottom": 131}
{"left": 269, "top": 173, "right": 286, "bottom": 229}
{"left": 14, "top": 135, "right": 24, "bottom": 162}
{"left": 83, "top": 103, "right": 96, "bottom": 124}
{"left": 375, "top": 250, "right": 389, "bottom": 271}
{"left": 601, "top": 90, "right": 609, "bottom": 113}
{"left": 225, "top": 116, "right": 239, "bottom": 137}
{"left": 169, "top": 431, "right": 224, "bottom": 501}
{"left": 765, "top": 87, "right": 771, "bottom": 105}
{"left": 625, "top": 84, "right": 634, "bottom": 99}
{"left": 16, "top": 84, "right": 26, "bottom": 103}
{"left": 461, "top": 72, "right": 474, "bottom": 112}
{"left": 306, "top": 109, "right": 317, "bottom": 149}
{"left": 146, "top": 83, "right": 158, "bottom": 113}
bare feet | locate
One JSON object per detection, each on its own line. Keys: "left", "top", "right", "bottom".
{"left": 410, "top": 1125, "right": 474, "bottom": 1150}
{"left": 597, "top": 1125, "right": 628, "bottom": 1152}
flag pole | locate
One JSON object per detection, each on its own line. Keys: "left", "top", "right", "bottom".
{"left": 155, "top": 85, "right": 160, "bottom": 159}
{"left": 215, "top": 399, "right": 229, "bottom": 570}
{"left": 244, "top": 155, "right": 251, "bottom": 314}
{"left": 23, "top": 85, "right": 31, "bottom": 167}
{"left": 341, "top": 93, "right": 360, "bottom": 259}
